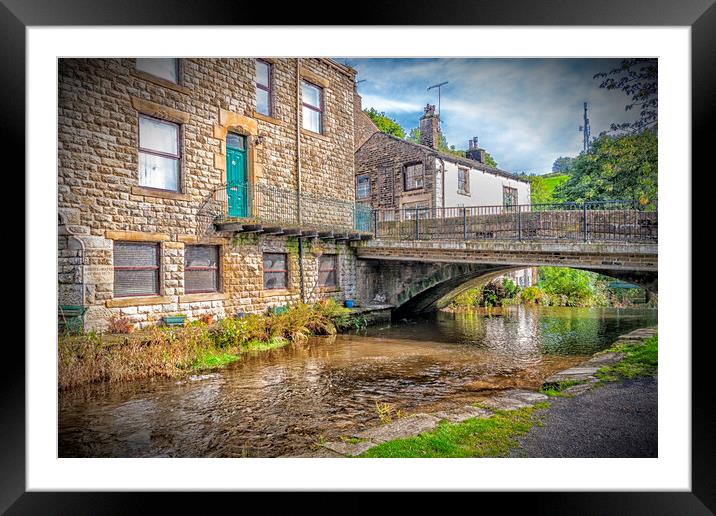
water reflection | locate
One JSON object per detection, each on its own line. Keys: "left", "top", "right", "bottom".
{"left": 58, "top": 306, "right": 656, "bottom": 457}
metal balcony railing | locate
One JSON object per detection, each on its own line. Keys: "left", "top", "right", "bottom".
{"left": 370, "top": 200, "right": 657, "bottom": 243}
{"left": 209, "top": 181, "right": 373, "bottom": 233}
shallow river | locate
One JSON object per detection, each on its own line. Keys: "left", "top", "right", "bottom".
{"left": 58, "top": 306, "right": 657, "bottom": 457}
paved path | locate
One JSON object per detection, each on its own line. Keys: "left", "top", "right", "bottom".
{"left": 510, "top": 376, "right": 658, "bottom": 458}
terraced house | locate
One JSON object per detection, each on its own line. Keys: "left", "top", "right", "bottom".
{"left": 58, "top": 57, "right": 368, "bottom": 330}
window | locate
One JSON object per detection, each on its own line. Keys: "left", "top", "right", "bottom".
{"left": 403, "top": 201, "right": 430, "bottom": 220}
{"left": 317, "top": 255, "right": 338, "bottom": 287}
{"left": 458, "top": 167, "right": 470, "bottom": 194}
{"left": 138, "top": 114, "right": 181, "bottom": 192}
{"left": 256, "top": 59, "right": 272, "bottom": 116}
{"left": 113, "top": 242, "right": 159, "bottom": 297}
{"left": 503, "top": 186, "right": 518, "bottom": 207}
{"left": 356, "top": 174, "right": 370, "bottom": 199}
{"left": 185, "top": 246, "right": 220, "bottom": 294}
{"left": 302, "top": 81, "right": 323, "bottom": 133}
{"left": 263, "top": 253, "right": 288, "bottom": 290}
{"left": 136, "top": 58, "right": 179, "bottom": 84}
{"left": 404, "top": 163, "right": 424, "bottom": 191}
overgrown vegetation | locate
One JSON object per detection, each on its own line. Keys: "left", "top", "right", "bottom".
{"left": 539, "top": 379, "right": 587, "bottom": 397}
{"left": 596, "top": 335, "right": 658, "bottom": 381}
{"left": 358, "top": 403, "right": 549, "bottom": 458}
{"left": 448, "top": 267, "right": 653, "bottom": 310}
{"left": 58, "top": 299, "right": 361, "bottom": 390}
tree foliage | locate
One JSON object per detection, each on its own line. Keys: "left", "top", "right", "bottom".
{"left": 594, "top": 58, "right": 657, "bottom": 134}
{"left": 363, "top": 108, "right": 406, "bottom": 139}
{"left": 538, "top": 267, "right": 605, "bottom": 307}
{"left": 552, "top": 156, "right": 574, "bottom": 174}
{"left": 553, "top": 130, "right": 657, "bottom": 204}
{"left": 529, "top": 176, "right": 552, "bottom": 204}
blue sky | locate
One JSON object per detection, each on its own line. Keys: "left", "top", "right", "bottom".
{"left": 339, "top": 58, "right": 643, "bottom": 175}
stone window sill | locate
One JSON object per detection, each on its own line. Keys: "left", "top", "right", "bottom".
{"left": 315, "top": 287, "right": 340, "bottom": 293}
{"left": 262, "top": 289, "right": 296, "bottom": 298}
{"left": 179, "top": 292, "right": 228, "bottom": 303}
{"left": 106, "top": 295, "right": 173, "bottom": 308}
{"left": 105, "top": 229, "right": 171, "bottom": 242}
{"left": 132, "top": 186, "right": 191, "bottom": 201}
{"left": 253, "top": 111, "right": 284, "bottom": 126}
{"left": 131, "top": 69, "right": 192, "bottom": 95}
{"left": 301, "top": 128, "right": 331, "bottom": 142}
{"left": 457, "top": 190, "right": 471, "bottom": 196}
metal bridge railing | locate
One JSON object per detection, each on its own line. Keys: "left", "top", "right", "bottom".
{"left": 211, "top": 181, "right": 373, "bottom": 233}
{"left": 370, "top": 200, "right": 657, "bottom": 243}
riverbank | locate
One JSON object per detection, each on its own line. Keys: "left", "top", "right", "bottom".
{"left": 307, "top": 327, "right": 658, "bottom": 458}
{"left": 58, "top": 300, "right": 357, "bottom": 390}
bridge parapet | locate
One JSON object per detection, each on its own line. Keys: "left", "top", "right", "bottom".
{"left": 371, "top": 201, "right": 657, "bottom": 243}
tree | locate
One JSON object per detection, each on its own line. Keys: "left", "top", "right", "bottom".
{"left": 529, "top": 176, "right": 552, "bottom": 204}
{"left": 552, "top": 156, "right": 574, "bottom": 174}
{"left": 594, "top": 58, "right": 657, "bottom": 133}
{"left": 538, "top": 267, "right": 598, "bottom": 307}
{"left": 363, "top": 108, "right": 406, "bottom": 139}
{"left": 553, "top": 130, "right": 657, "bottom": 204}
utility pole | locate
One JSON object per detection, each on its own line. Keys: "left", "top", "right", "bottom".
{"left": 578, "top": 101, "right": 591, "bottom": 152}
{"left": 427, "top": 81, "right": 449, "bottom": 118}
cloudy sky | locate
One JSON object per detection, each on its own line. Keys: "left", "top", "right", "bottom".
{"left": 340, "top": 58, "right": 643, "bottom": 175}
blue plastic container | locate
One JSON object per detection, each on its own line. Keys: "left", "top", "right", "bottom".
{"left": 344, "top": 300, "right": 354, "bottom": 308}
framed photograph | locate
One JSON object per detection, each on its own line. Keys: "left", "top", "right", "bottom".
{"left": 8, "top": 0, "right": 710, "bottom": 511}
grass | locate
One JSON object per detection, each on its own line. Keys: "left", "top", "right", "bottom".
{"left": 539, "top": 379, "right": 587, "bottom": 397}
{"left": 357, "top": 402, "right": 550, "bottom": 458}
{"left": 596, "top": 335, "right": 658, "bottom": 381}
{"left": 58, "top": 300, "right": 354, "bottom": 390}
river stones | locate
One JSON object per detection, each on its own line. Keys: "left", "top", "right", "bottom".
{"left": 353, "top": 414, "right": 440, "bottom": 443}
{"left": 583, "top": 352, "right": 625, "bottom": 367}
{"left": 543, "top": 366, "right": 601, "bottom": 384}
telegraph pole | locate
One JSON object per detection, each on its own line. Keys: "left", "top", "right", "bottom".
{"left": 579, "top": 101, "right": 591, "bottom": 152}
{"left": 427, "top": 81, "right": 449, "bottom": 118}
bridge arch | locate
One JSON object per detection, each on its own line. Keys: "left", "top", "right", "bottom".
{"left": 358, "top": 259, "right": 658, "bottom": 318}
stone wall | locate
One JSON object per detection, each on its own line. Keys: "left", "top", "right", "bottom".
{"left": 355, "top": 132, "right": 438, "bottom": 211}
{"left": 58, "top": 58, "right": 359, "bottom": 330}
{"left": 353, "top": 91, "right": 379, "bottom": 151}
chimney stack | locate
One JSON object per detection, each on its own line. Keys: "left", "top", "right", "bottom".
{"left": 466, "top": 136, "right": 487, "bottom": 164}
{"left": 419, "top": 104, "right": 441, "bottom": 149}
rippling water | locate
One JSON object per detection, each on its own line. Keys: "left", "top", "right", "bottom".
{"left": 58, "top": 306, "right": 656, "bottom": 457}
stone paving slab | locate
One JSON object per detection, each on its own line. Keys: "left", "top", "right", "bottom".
{"left": 561, "top": 380, "right": 599, "bottom": 396}
{"left": 433, "top": 405, "right": 492, "bottom": 423}
{"left": 544, "top": 366, "right": 600, "bottom": 384}
{"left": 322, "top": 439, "right": 376, "bottom": 457}
{"left": 477, "top": 390, "right": 548, "bottom": 411}
{"left": 353, "top": 414, "right": 440, "bottom": 443}
{"left": 584, "top": 352, "right": 625, "bottom": 367}
{"left": 287, "top": 447, "right": 345, "bottom": 458}
{"left": 618, "top": 328, "right": 657, "bottom": 341}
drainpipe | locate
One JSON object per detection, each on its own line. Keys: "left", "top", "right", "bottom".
{"left": 295, "top": 58, "right": 305, "bottom": 302}
{"left": 436, "top": 156, "right": 446, "bottom": 213}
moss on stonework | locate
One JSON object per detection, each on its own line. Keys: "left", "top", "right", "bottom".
{"left": 231, "top": 232, "right": 259, "bottom": 247}
{"left": 285, "top": 237, "right": 300, "bottom": 257}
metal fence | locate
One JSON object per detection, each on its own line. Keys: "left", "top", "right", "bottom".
{"left": 371, "top": 200, "right": 657, "bottom": 242}
{"left": 211, "top": 181, "right": 373, "bottom": 233}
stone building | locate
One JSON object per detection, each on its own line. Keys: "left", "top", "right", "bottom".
{"left": 354, "top": 104, "right": 531, "bottom": 219}
{"left": 58, "top": 57, "right": 363, "bottom": 330}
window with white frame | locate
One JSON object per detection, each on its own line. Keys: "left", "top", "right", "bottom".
{"left": 302, "top": 81, "right": 323, "bottom": 133}
{"left": 136, "top": 58, "right": 179, "bottom": 84}
{"left": 138, "top": 114, "right": 181, "bottom": 192}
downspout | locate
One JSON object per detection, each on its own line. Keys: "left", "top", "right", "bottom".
{"left": 295, "top": 58, "right": 305, "bottom": 302}
{"left": 437, "top": 156, "right": 446, "bottom": 211}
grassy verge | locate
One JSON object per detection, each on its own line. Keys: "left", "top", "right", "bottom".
{"left": 539, "top": 380, "right": 587, "bottom": 397}
{"left": 357, "top": 402, "right": 550, "bottom": 458}
{"left": 596, "top": 335, "right": 658, "bottom": 381}
{"left": 59, "top": 300, "right": 353, "bottom": 389}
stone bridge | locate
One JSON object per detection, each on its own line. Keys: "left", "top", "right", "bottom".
{"left": 353, "top": 239, "right": 658, "bottom": 316}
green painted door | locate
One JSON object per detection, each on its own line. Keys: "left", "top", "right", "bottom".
{"left": 226, "top": 134, "right": 248, "bottom": 217}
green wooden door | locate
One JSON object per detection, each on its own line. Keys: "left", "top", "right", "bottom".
{"left": 226, "top": 135, "right": 248, "bottom": 217}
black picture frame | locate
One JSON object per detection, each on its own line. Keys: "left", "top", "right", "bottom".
{"left": 5, "top": 0, "right": 710, "bottom": 512}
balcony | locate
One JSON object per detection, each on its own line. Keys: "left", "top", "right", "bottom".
{"left": 204, "top": 181, "right": 374, "bottom": 240}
